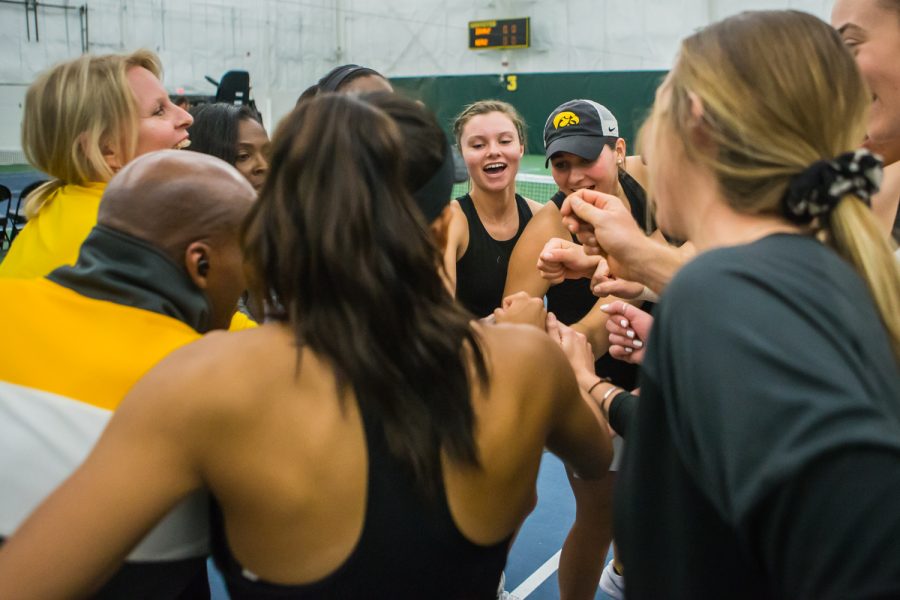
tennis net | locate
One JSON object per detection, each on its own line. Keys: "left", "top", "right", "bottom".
{"left": 451, "top": 173, "right": 557, "bottom": 205}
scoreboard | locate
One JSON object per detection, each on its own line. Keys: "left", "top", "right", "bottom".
{"left": 468, "top": 18, "right": 530, "bottom": 50}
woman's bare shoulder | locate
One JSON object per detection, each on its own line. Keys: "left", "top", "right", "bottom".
{"left": 446, "top": 200, "right": 470, "bottom": 261}
{"left": 124, "top": 322, "right": 295, "bottom": 418}
{"left": 477, "top": 323, "right": 567, "bottom": 388}
{"left": 168, "top": 321, "right": 289, "bottom": 369}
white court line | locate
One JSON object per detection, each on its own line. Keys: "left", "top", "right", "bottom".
{"left": 510, "top": 549, "right": 562, "bottom": 598}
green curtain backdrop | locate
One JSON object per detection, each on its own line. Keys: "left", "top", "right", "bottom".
{"left": 391, "top": 70, "right": 667, "bottom": 156}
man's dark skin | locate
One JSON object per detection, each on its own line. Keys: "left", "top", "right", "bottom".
{"left": 99, "top": 150, "right": 256, "bottom": 329}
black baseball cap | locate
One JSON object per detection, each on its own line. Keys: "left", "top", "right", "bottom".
{"left": 543, "top": 99, "right": 620, "bottom": 166}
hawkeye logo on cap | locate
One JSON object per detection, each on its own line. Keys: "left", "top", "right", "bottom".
{"left": 553, "top": 112, "right": 580, "bottom": 129}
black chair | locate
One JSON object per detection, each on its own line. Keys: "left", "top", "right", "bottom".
{"left": 0, "top": 184, "right": 11, "bottom": 251}
{"left": 215, "top": 70, "right": 251, "bottom": 106}
{"left": 213, "top": 70, "right": 262, "bottom": 119}
{"left": 3, "top": 179, "right": 48, "bottom": 248}
{"left": 7, "top": 180, "right": 46, "bottom": 246}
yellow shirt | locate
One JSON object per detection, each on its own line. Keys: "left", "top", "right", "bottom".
{"left": 0, "top": 277, "right": 200, "bottom": 410}
{"left": 229, "top": 311, "right": 259, "bottom": 330}
{"left": 0, "top": 277, "right": 208, "bottom": 562}
{"left": 0, "top": 182, "right": 106, "bottom": 279}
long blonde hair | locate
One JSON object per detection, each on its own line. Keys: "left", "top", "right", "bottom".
{"left": 650, "top": 10, "right": 900, "bottom": 361}
{"left": 21, "top": 49, "right": 161, "bottom": 218}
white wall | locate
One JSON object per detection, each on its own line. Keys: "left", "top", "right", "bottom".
{"left": 0, "top": 0, "right": 835, "bottom": 159}
{"left": 0, "top": 86, "right": 28, "bottom": 163}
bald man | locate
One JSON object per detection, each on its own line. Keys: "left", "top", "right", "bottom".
{"left": 0, "top": 150, "right": 254, "bottom": 599}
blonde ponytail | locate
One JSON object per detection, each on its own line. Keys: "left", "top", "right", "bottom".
{"left": 652, "top": 10, "right": 900, "bottom": 364}
{"left": 828, "top": 197, "right": 900, "bottom": 362}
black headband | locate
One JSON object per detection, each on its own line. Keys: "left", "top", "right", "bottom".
{"left": 412, "top": 140, "right": 456, "bottom": 223}
{"left": 319, "top": 64, "right": 382, "bottom": 93}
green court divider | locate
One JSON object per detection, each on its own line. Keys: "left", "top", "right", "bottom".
{"left": 390, "top": 70, "right": 667, "bottom": 156}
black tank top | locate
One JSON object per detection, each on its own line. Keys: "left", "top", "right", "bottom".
{"left": 455, "top": 193, "right": 532, "bottom": 318}
{"left": 210, "top": 397, "right": 510, "bottom": 599}
{"left": 544, "top": 171, "right": 651, "bottom": 389}
{"left": 618, "top": 169, "right": 650, "bottom": 233}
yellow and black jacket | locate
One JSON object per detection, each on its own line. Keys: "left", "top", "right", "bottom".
{"left": 0, "top": 225, "right": 214, "bottom": 598}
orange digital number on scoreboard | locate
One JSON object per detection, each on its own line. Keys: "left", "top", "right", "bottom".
{"left": 468, "top": 17, "right": 530, "bottom": 50}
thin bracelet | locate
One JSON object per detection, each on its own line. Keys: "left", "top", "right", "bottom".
{"left": 601, "top": 385, "right": 622, "bottom": 403}
{"left": 586, "top": 378, "right": 609, "bottom": 396}
{"left": 600, "top": 386, "right": 623, "bottom": 420}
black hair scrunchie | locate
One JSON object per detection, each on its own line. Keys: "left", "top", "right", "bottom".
{"left": 781, "top": 149, "right": 883, "bottom": 224}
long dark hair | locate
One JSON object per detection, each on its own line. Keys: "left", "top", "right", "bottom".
{"left": 242, "top": 94, "right": 488, "bottom": 493}
{"left": 187, "top": 103, "right": 261, "bottom": 165}
{"left": 361, "top": 92, "right": 445, "bottom": 194}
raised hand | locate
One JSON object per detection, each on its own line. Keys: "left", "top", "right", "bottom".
{"left": 537, "top": 237, "right": 601, "bottom": 284}
{"left": 560, "top": 189, "right": 646, "bottom": 259}
{"left": 494, "top": 291, "right": 548, "bottom": 330}
{"left": 589, "top": 257, "right": 646, "bottom": 299}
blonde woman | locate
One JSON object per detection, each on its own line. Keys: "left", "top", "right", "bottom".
{"left": 562, "top": 11, "right": 900, "bottom": 599}
{"left": 0, "top": 50, "right": 192, "bottom": 279}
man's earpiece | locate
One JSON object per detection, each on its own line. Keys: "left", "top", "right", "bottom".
{"left": 198, "top": 258, "right": 210, "bottom": 277}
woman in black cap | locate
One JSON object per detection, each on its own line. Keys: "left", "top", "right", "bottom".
{"left": 507, "top": 99, "right": 656, "bottom": 390}
{"left": 502, "top": 99, "right": 656, "bottom": 600}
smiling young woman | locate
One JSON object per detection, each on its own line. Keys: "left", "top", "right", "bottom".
{"left": 504, "top": 100, "right": 656, "bottom": 385}
{"left": 448, "top": 100, "right": 543, "bottom": 317}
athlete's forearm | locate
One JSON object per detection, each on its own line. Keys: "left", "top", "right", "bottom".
{"left": 621, "top": 237, "right": 686, "bottom": 295}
